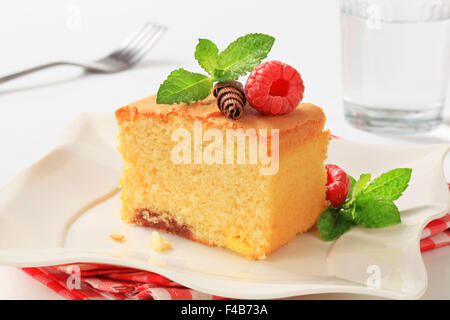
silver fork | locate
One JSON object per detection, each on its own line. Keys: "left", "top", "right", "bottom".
{"left": 0, "top": 22, "right": 167, "bottom": 84}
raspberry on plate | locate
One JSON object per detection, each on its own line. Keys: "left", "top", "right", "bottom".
{"left": 245, "top": 60, "right": 304, "bottom": 115}
{"left": 325, "top": 164, "right": 351, "bottom": 207}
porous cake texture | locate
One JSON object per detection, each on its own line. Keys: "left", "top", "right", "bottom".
{"left": 115, "top": 94, "right": 329, "bottom": 260}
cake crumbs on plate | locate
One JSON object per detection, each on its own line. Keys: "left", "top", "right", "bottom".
{"left": 150, "top": 231, "right": 172, "bottom": 252}
{"left": 110, "top": 233, "right": 126, "bottom": 243}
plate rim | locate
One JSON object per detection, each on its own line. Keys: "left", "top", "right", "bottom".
{"left": 0, "top": 112, "right": 448, "bottom": 300}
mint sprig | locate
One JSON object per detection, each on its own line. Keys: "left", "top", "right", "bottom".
{"left": 157, "top": 69, "right": 213, "bottom": 105}
{"left": 360, "top": 168, "right": 413, "bottom": 201}
{"left": 195, "top": 39, "right": 219, "bottom": 76}
{"left": 317, "top": 206, "right": 356, "bottom": 241}
{"left": 156, "top": 33, "right": 275, "bottom": 105}
{"left": 355, "top": 198, "right": 401, "bottom": 228}
{"left": 318, "top": 168, "right": 412, "bottom": 241}
{"left": 213, "top": 33, "right": 275, "bottom": 81}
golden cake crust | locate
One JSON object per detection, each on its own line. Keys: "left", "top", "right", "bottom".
{"left": 115, "top": 94, "right": 325, "bottom": 132}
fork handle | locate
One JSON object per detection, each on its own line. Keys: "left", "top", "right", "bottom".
{"left": 0, "top": 61, "right": 84, "bottom": 84}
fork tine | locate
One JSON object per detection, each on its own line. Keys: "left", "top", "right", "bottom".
{"left": 108, "top": 22, "right": 156, "bottom": 60}
{"left": 113, "top": 23, "right": 160, "bottom": 60}
{"left": 125, "top": 25, "right": 167, "bottom": 65}
{"left": 118, "top": 22, "right": 154, "bottom": 51}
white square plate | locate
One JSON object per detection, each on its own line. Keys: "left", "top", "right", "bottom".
{"left": 0, "top": 112, "right": 448, "bottom": 299}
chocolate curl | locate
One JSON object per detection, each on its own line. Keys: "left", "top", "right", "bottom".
{"left": 213, "top": 81, "right": 246, "bottom": 120}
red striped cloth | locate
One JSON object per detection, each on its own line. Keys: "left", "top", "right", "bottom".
{"left": 420, "top": 213, "right": 450, "bottom": 252}
{"left": 22, "top": 264, "right": 225, "bottom": 300}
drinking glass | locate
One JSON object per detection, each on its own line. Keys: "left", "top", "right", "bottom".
{"left": 341, "top": 0, "right": 450, "bottom": 132}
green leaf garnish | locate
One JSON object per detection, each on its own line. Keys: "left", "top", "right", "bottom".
{"left": 195, "top": 39, "right": 219, "bottom": 76}
{"left": 360, "top": 168, "right": 412, "bottom": 201}
{"left": 157, "top": 33, "right": 275, "bottom": 104}
{"left": 156, "top": 68, "right": 213, "bottom": 105}
{"left": 318, "top": 206, "right": 356, "bottom": 241}
{"left": 347, "top": 175, "right": 356, "bottom": 201}
{"left": 213, "top": 33, "right": 275, "bottom": 81}
{"left": 354, "top": 173, "right": 371, "bottom": 198}
{"left": 355, "top": 198, "right": 401, "bottom": 228}
{"left": 318, "top": 168, "right": 412, "bottom": 241}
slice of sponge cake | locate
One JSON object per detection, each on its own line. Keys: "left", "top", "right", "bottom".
{"left": 115, "top": 94, "right": 329, "bottom": 259}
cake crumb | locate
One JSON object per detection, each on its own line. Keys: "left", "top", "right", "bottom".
{"left": 150, "top": 231, "right": 172, "bottom": 251}
{"left": 110, "top": 233, "right": 126, "bottom": 243}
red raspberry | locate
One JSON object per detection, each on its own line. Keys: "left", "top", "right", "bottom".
{"left": 325, "top": 164, "right": 350, "bottom": 207}
{"left": 245, "top": 61, "right": 304, "bottom": 115}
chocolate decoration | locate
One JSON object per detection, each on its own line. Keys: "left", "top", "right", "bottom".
{"left": 213, "top": 81, "right": 246, "bottom": 120}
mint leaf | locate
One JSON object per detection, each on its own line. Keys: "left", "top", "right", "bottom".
{"left": 355, "top": 198, "right": 401, "bottom": 228}
{"left": 354, "top": 173, "right": 371, "bottom": 198}
{"left": 195, "top": 39, "right": 219, "bottom": 76}
{"left": 360, "top": 168, "right": 412, "bottom": 201}
{"left": 318, "top": 206, "right": 356, "bottom": 241}
{"left": 344, "top": 174, "right": 369, "bottom": 219}
{"left": 156, "top": 68, "right": 213, "bottom": 105}
{"left": 341, "top": 202, "right": 356, "bottom": 221}
{"left": 347, "top": 175, "right": 356, "bottom": 200}
{"left": 213, "top": 33, "right": 275, "bottom": 81}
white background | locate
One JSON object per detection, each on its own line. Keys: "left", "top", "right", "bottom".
{"left": 0, "top": 0, "right": 448, "bottom": 299}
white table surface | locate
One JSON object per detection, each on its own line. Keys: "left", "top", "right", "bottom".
{"left": 0, "top": 0, "right": 448, "bottom": 300}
